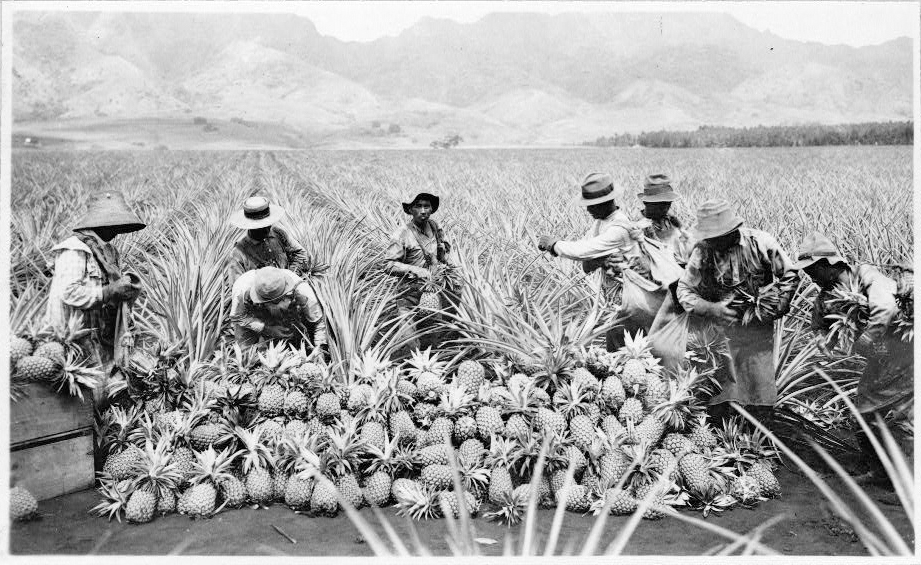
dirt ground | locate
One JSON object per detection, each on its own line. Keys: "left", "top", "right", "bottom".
{"left": 9, "top": 466, "right": 913, "bottom": 556}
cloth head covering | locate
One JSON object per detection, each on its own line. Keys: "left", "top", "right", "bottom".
{"left": 692, "top": 199, "right": 744, "bottom": 240}
{"left": 793, "top": 231, "right": 848, "bottom": 270}
{"left": 250, "top": 267, "right": 299, "bottom": 304}
{"left": 402, "top": 192, "right": 440, "bottom": 215}
{"left": 638, "top": 174, "right": 679, "bottom": 203}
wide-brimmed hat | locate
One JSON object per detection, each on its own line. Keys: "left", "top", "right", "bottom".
{"left": 250, "top": 267, "right": 299, "bottom": 304}
{"left": 693, "top": 199, "right": 744, "bottom": 240}
{"left": 793, "top": 231, "right": 848, "bottom": 270}
{"left": 638, "top": 174, "right": 678, "bottom": 203}
{"left": 578, "top": 173, "right": 618, "bottom": 206}
{"left": 402, "top": 192, "right": 440, "bottom": 214}
{"left": 230, "top": 197, "right": 286, "bottom": 230}
{"left": 72, "top": 192, "right": 146, "bottom": 234}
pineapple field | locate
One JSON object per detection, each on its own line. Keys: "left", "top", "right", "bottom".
{"left": 8, "top": 146, "right": 914, "bottom": 555}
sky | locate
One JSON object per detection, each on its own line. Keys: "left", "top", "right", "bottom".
{"left": 292, "top": 1, "right": 918, "bottom": 47}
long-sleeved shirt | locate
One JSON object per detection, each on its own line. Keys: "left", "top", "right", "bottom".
{"left": 812, "top": 264, "right": 899, "bottom": 342}
{"left": 641, "top": 213, "right": 696, "bottom": 267}
{"left": 44, "top": 235, "right": 121, "bottom": 360}
{"left": 551, "top": 209, "right": 641, "bottom": 289}
{"left": 383, "top": 220, "right": 443, "bottom": 277}
{"left": 228, "top": 225, "right": 309, "bottom": 284}
{"left": 230, "top": 269, "right": 326, "bottom": 345}
{"left": 677, "top": 227, "right": 796, "bottom": 317}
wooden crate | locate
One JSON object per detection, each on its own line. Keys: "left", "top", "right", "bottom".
{"left": 10, "top": 383, "right": 95, "bottom": 501}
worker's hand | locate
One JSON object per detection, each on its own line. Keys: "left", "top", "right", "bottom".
{"left": 603, "top": 252, "right": 628, "bottom": 275}
{"left": 537, "top": 235, "right": 557, "bottom": 253}
{"left": 409, "top": 266, "right": 430, "bottom": 280}
{"left": 263, "top": 325, "right": 294, "bottom": 339}
{"left": 699, "top": 300, "right": 737, "bottom": 325}
{"left": 103, "top": 277, "right": 142, "bottom": 303}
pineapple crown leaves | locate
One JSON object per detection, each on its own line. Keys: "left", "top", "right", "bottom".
{"left": 103, "top": 405, "right": 143, "bottom": 453}
{"left": 497, "top": 380, "right": 541, "bottom": 416}
{"left": 393, "top": 479, "right": 440, "bottom": 521}
{"left": 232, "top": 426, "right": 274, "bottom": 474}
{"left": 436, "top": 383, "right": 477, "bottom": 418}
{"left": 54, "top": 349, "right": 103, "bottom": 400}
{"left": 190, "top": 446, "right": 238, "bottom": 486}
{"left": 255, "top": 341, "right": 300, "bottom": 384}
{"left": 551, "top": 380, "right": 593, "bottom": 419}
{"left": 350, "top": 347, "right": 394, "bottom": 384}
{"left": 90, "top": 474, "right": 133, "bottom": 522}
{"left": 132, "top": 438, "right": 184, "bottom": 498}
{"left": 325, "top": 419, "right": 369, "bottom": 478}
{"left": 362, "top": 431, "right": 410, "bottom": 478}
{"left": 483, "top": 488, "right": 528, "bottom": 526}
{"left": 403, "top": 346, "right": 447, "bottom": 379}
{"left": 485, "top": 435, "right": 519, "bottom": 469}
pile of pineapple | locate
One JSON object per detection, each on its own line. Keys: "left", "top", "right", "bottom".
{"left": 89, "top": 333, "right": 782, "bottom": 526}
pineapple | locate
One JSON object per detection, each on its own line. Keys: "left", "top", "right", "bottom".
{"left": 486, "top": 437, "right": 517, "bottom": 504}
{"left": 362, "top": 470, "right": 392, "bottom": 507}
{"left": 731, "top": 474, "right": 762, "bottom": 505}
{"left": 453, "top": 416, "right": 477, "bottom": 443}
{"left": 284, "top": 388, "right": 309, "bottom": 417}
{"left": 336, "top": 473, "right": 365, "bottom": 509}
{"left": 284, "top": 475, "right": 315, "bottom": 509}
{"left": 219, "top": 474, "right": 248, "bottom": 508}
{"left": 310, "top": 479, "right": 340, "bottom": 517}
{"left": 558, "top": 484, "right": 592, "bottom": 513}
{"left": 420, "top": 464, "right": 454, "bottom": 491}
{"left": 568, "top": 414, "right": 595, "bottom": 449}
{"left": 10, "top": 486, "right": 38, "bottom": 522}
{"left": 662, "top": 432, "right": 697, "bottom": 456}
{"left": 233, "top": 427, "right": 275, "bottom": 505}
{"left": 10, "top": 336, "right": 33, "bottom": 369}
{"left": 600, "top": 376, "right": 627, "bottom": 409}
{"left": 569, "top": 367, "right": 600, "bottom": 398}
{"left": 747, "top": 461, "right": 781, "bottom": 498}
{"left": 600, "top": 488, "right": 638, "bottom": 516}
{"left": 360, "top": 421, "right": 386, "bottom": 451}
{"left": 475, "top": 405, "right": 504, "bottom": 440}
{"left": 15, "top": 355, "right": 60, "bottom": 381}
{"left": 642, "top": 374, "right": 668, "bottom": 407}
{"left": 678, "top": 452, "right": 712, "bottom": 495}
{"left": 633, "top": 413, "right": 666, "bottom": 446}
{"left": 600, "top": 415, "right": 627, "bottom": 442}
{"left": 393, "top": 479, "right": 440, "bottom": 520}
{"left": 363, "top": 432, "right": 412, "bottom": 507}
{"left": 184, "top": 446, "right": 237, "bottom": 517}
{"left": 389, "top": 410, "right": 418, "bottom": 443}
{"left": 346, "top": 383, "right": 373, "bottom": 414}
{"left": 272, "top": 467, "right": 290, "bottom": 502}
{"left": 405, "top": 348, "right": 447, "bottom": 400}
{"left": 157, "top": 490, "right": 177, "bottom": 515}
{"left": 455, "top": 360, "right": 486, "bottom": 394}
{"left": 33, "top": 340, "right": 66, "bottom": 364}
{"left": 504, "top": 414, "right": 531, "bottom": 439}
{"left": 316, "top": 392, "right": 341, "bottom": 421}
{"left": 618, "top": 397, "right": 644, "bottom": 424}
{"left": 438, "top": 490, "right": 479, "bottom": 518}
{"left": 485, "top": 485, "right": 530, "bottom": 525}
{"left": 418, "top": 444, "right": 449, "bottom": 467}
{"left": 458, "top": 438, "right": 486, "bottom": 466}
{"left": 617, "top": 331, "right": 659, "bottom": 389}
{"left": 125, "top": 488, "right": 157, "bottom": 524}
{"left": 688, "top": 415, "right": 718, "bottom": 450}
{"left": 534, "top": 407, "right": 565, "bottom": 435}
{"left": 632, "top": 480, "right": 668, "bottom": 520}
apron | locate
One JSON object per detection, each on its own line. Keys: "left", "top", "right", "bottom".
{"left": 858, "top": 335, "right": 914, "bottom": 420}
{"left": 711, "top": 321, "right": 776, "bottom": 407}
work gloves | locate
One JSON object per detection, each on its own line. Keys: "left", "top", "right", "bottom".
{"left": 102, "top": 276, "right": 142, "bottom": 303}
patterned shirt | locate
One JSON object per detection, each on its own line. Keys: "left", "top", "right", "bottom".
{"left": 230, "top": 269, "right": 326, "bottom": 345}
{"left": 228, "top": 225, "right": 309, "bottom": 284}
{"left": 677, "top": 227, "right": 796, "bottom": 315}
{"left": 383, "top": 220, "right": 442, "bottom": 276}
{"left": 45, "top": 237, "right": 105, "bottom": 320}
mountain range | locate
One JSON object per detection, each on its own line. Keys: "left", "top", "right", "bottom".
{"left": 12, "top": 11, "right": 913, "bottom": 148}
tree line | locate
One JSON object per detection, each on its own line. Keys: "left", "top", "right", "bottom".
{"left": 584, "top": 121, "right": 913, "bottom": 148}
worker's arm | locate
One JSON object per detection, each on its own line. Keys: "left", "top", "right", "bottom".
{"left": 552, "top": 225, "right": 632, "bottom": 261}
{"left": 229, "top": 280, "right": 265, "bottom": 335}
{"left": 859, "top": 265, "right": 899, "bottom": 342}
{"left": 294, "top": 282, "right": 327, "bottom": 346}
{"left": 383, "top": 228, "right": 428, "bottom": 278}
{"left": 761, "top": 232, "right": 797, "bottom": 317}
{"left": 55, "top": 249, "right": 104, "bottom": 309}
{"left": 275, "top": 225, "right": 310, "bottom": 276}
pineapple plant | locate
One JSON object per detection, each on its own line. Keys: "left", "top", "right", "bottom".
{"left": 10, "top": 486, "right": 39, "bottom": 522}
{"left": 91, "top": 474, "right": 133, "bottom": 522}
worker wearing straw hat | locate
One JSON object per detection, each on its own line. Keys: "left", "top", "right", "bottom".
{"left": 230, "top": 266, "right": 327, "bottom": 355}
{"left": 44, "top": 191, "right": 147, "bottom": 398}
{"left": 676, "top": 199, "right": 797, "bottom": 426}
{"left": 795, "top": 231, "right": 913, "bottom": 487}
{"left": 228, "top": 196, "right": 312, "bottom": 285}
{"left": 383, "top": 191, "right": 457, "bottom": 353}
{"left": 537, "top": 173, "right": 650, "bottom": 351}
{"left": 637, "top": 174, "right": 695, "bottom": 266}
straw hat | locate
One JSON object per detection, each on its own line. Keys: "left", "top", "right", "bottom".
{"left": 793, "top": 231, "right": 848, "bottom": 270}
{"left": 577, "top": 173, "right": 618, "bottom": 206}
{"left": 72, "top": 192, "right": 146, "bottom": 233}
{"left": 637, "top": 174, "right": 678, "bottom": 203}
{"left": 692, "top": 199, "right": 744, "bottom": 240}
{"left": 230, "top": 197, "right": 286, "bottom": 230}
{"left": 250, "top": 267, "right": 299, "bottom": 304}
{"left": 402, "top": 192, "right": 440, "bottom": 214}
